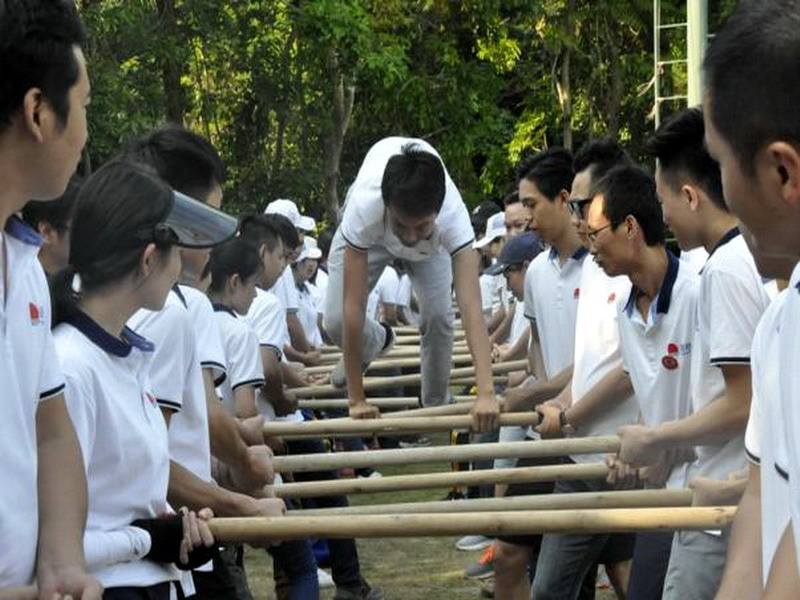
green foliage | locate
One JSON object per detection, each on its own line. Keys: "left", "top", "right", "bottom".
{"left": 77, "top": 0, "right": 733, "bottom": 219}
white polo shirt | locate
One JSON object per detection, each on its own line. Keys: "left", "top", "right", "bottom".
{"left": 339, "top": 137, "right": 474, "bottom": 261}
{"left": 179, "top": 284, "right": 227, "bottom": 385}
{"left": 396, "top": 274, "right": 412, "bottom": 308}
{"left": 297, "top": 282, "right": 323, "bottom": 347}
{"left": 55, "top": 312, "right": 178, "bottom": 588}
{"left": 366, "top": 265, "right": 400, "bottom": 320}
{"left": 524, "top": 246, "right": 588, "bottom": 379}
{"left": 312, "top": 268, "right": 329, "bottom": 315}
{"left": 744, "top": 290, "right": 790, "bottom": 584}
{"left": 618, "top": 252, "right": 699, "bottom": 489}
{"left": 688, "top": 229, "right": 769, "bottom": 482}
{"left": 570, "top": 256, "right": 638, "bottom": 464}
{"left": 479, "top": 272, "right": 496, "bottom": 316}
{"left": 212, "top": 304, "right": 265, "bottom": 415}
{"left": 779, "top": 261, "right": 800, "bottom": 565}
{"left": 128, "top": 287, "right": 212, "bottom": 483}
{"left": 274, "top": 268, "right": 299, "bottom": 316}
{"left": 509, "top": 299, "right": 528, "bottom": 345}
{"left": 0, "top": 217, "right": 65, "bottom": 586}
{"left": 245, "top": 287, "right": 303, "bottom": 423}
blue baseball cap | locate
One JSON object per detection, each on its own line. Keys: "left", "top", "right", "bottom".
{"left": 486, "top": 232, "right": 544, "bottom": 275}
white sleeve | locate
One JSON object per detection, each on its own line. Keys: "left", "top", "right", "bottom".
{"left": 396, "top": 276, "right": 411, "bottom": 308}
{"left": 39, "top": 328, "right": 66, "bottom": 401}
{"left": 437, "top": 175, "right": 475, "bottom": 256}
{"left": 84, "top": 527, "right": 151, "bottom": 572}
{"left": 228, "top": 323, "right": 266, "bottom": 391}
{"left": 135, "top": 305, "right": 192, "bottom": 412}
{"left": 247, "top": 296, "right": 286, "bottom": 358}
{"left": 378, "top": 268, "right": 400, "bottom": 304}
{"left": 190, "top": 295, "right": 227, "bottom": 377}
{"left": 523, "top": 264, "right": 537, "bottom": 321}
{"left": 62, "top": 370, "right": 96, "bottom": 472}
{"left": 707, "top": 270, "right": 766, "bottom": 365}
{"left": 744, "top": 386, "right": 762, "bottom": 464}
{"left": 479, "top": 274, "right": 495, "bottom": 314}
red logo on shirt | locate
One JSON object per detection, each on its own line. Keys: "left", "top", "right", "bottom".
{"left": 607, "top": 292, "right": 616, "bottom": 304}
{"left": 667, "top": 343, "right": 679, "bottom": 355}
{"left": 661, "top": 355, "right": 679, "bottom": 370}
{"left": 573, "top": 288, "right": 580, "bottom": 299}
{"left": 29, "top": 302, "right": 42, "bottom": 326}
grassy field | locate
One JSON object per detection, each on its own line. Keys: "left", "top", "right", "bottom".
{"left": 244, "top": 434, "right": 619, "bottom": 600}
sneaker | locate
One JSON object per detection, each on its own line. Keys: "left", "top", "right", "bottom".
{"left": 331, "top": 324, "right": 395, "bottom": 388}
{"left": 398, "top": 435, "right": 432, "bottom": 449}
{"left": 455, "top": 534, "right": 493, "bottom": 552}
{"left": 317, "top": 568, "right": 335, "bottom": 589}
{"left": 357, "top": 470, "right": 383, "bottom": 479}
{"left": 464, "top": 544, "right": 495, "bottom": 579}
{"left": 333, "top": 577, "right": 384, "bottom": 600}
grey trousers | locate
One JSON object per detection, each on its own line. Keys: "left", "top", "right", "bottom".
{"left": 323, "top": 229, "right": 454, "bottom": 406}
{"left": 661, "top": 530, "right": 729, "bottom": 600}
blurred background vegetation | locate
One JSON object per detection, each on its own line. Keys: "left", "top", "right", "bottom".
{"left": 77, "top": 0, "right": 737, "bottom": 226}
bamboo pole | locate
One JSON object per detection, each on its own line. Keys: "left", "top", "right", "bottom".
{"left": 263, "top": 412, "right": 540, "bottom": 439}
{"left": 271, "top": 436, "right": 617, "bottom": 473}
{"left": 208, "top": 506, "right": 737, "bottom": 542}
{"left": 296, "top": 397, "right": 420, "bottom": 410}
{"left": 289, "top": 360, "right": 527, "bottom": 398}
{"left": 305, "top": 353, "right": 477, "bottom": 375}
{"left": 316, "top": 345, "right": 472, "bottom": 365}
{"left": 297, "top": 488, "right": 694, "bottom": 516}
{"left": 268, "top": 462, "right": 608, "bottom": 499}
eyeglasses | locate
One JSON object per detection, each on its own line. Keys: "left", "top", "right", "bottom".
{"left": 567, "top": 198, "right": 592, "bottom": 217}
{"left": 586, "top": 223, "right": 614, "bottom": 243}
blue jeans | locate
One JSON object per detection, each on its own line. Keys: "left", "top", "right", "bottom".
{"left": 628, "top": 531, "right": 673, "bottom": 600}
{"left": 269, "top": 538, "right": 320, "bottom": 600}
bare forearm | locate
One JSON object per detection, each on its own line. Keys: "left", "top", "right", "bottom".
{"left": 655, "top": 397, "right": 749, "bottom": 449}
{"left": 565, "top": 366, "right": 632, "bottom": 429}
{"left": 454, "top": 253, "right": 494, "bottom": 397}
{"left": 489, "top": 306, "right": 514, "bottom": 345}
{"left": 764, "top": 526, "right": 800, "bottom": 599}
{"left": 343, "top": 248, "right": 368, "bottom": 406}
{"left": 505, "top": 329, "right": 530, "bottom": 361}
{"left": 486, "top": 305, "right": 506, "bottom": 335}
{"left": 287, "top": 313, "right": 310, "bottom": 353}
{"left": 204, "top": 370, "right": 249, "bottom": 467}
{"left": 36, "top": 397, "right": 88, "bottom": 573}
{"left": 168, "top": 460, "right": 250, "bottom": 517}
{"left": 281, "top": 362, "right": 308, "bottom": 388}
{"left": 716, "top": 467, "right": 762, "bottom": 599}
{"left": 234, "top": 387, "right": 259, "bottom": 420}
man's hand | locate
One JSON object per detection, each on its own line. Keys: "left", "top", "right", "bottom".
{"left": 230, "top": 445, "right": 275, "bottom": 492}
{"left": 507, "top": 371, "right": 528, "bottom": 388}
{"left": 639, "top": 453, "right": 672, "bottom": 488}
{"left": 617, "top": 424, "right": 662, "bottom": 467}
{"left": 273, "top": 391, "right": 298, "bottom": 417}
{"left": 238, "top": 416, "right": 266, "bottom": 446}
{"left": 303, "top": 349, "right": 322, "bottom": 367}
{"left": 37, "top": 565, "right": 103, "bottom": 600}
{"left": 470, "top": 393, "right": 500, "bottom": 433}
{"left": 534, "top": 403, "right": 562, "bottom": 437}
{"left": 605, "top": 454, "right": 640, "bottom": 490}
{"left": 689, "top": 470, "right": 748, "bottom": 507}
{"left": 349, "top": 401, "right": 380, "bottom": 420}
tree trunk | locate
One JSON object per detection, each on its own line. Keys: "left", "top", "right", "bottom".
{"left": 322, "top": 48, "right": 355, "bottom": 225}
{"left": 156, "top": 0, "right": 186, "bottom": 124}
{"left": 559, "top": 47, "right": 573, "bottom": 150}
{"left": 605, "top": 18, "right": 623, "bottom": 138}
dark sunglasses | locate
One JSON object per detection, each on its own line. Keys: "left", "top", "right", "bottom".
{"left": 567, "top": 198, "right": 592, "bottom": 217}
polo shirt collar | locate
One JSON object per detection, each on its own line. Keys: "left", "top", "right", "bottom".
{"left": 171, "top": 283, "right": 188, "bottom": 307}
{"left": 708, "top": 226, "right": 740, "bottom": 259}
{"left": 67, "top": 310, "right": 155, "bottom": 357}
{"left": 624, "top": 250, "right": 680, "bottom": 317}
{"left": 212, "top": 302, "right": 237, "bottom": 318}
{"left": 5, "top": 215, "right": 43, "bottom": 247}
{"left": 548, "top": 245, "right": 589, "bottom": 262}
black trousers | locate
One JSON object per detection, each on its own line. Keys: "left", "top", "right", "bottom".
{"left": 104, "top": 582, "right": 171, "bottom": 600}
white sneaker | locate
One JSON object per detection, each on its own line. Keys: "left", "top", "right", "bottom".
{"left": 317, "top": 568, "right": 335, "bottom": 589}
{"left": 455, "top": 535, "right": 493, "bottom": 552}
{"left": 357, "top": 470, "right": 383, "bottom": 479}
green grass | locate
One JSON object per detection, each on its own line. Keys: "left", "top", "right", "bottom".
{"left": 244, "top": 433, "right": 619, "bottom": 599}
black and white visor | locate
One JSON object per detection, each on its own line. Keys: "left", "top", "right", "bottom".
{"left": 152, "top": 190, "right": 238, "bottom": 249}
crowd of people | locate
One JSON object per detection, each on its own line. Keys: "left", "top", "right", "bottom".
{"left": 2, "top": 0, "right": 800, "bottom": 599}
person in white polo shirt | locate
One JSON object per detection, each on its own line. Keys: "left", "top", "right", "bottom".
{"left": 266, "top": 199, "right": 322, "bottom": 366}
{"left": 475, "top": 211, "right": 508, "bottom": 326}
{"left": 586, "top": 164, "right": 700, "bottom": 599}
{"left": 324, "top": 137, "right": 499, "bottom": 431}
{"left": 700, "top": 2, "right": 800, "bottom": 592}
{"left": 616, "top": 107, "right": 770, "bottom": 598}
{"left": 366, "top": 264, "right": 401, "bottom": 324}
{"left": 0, "top": 3, "right": 101, "bottom": 597}
{"left": 52, "top": 160, "right": 228, "bottom": 598}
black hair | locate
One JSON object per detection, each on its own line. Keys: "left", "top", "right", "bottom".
{"left": 381, "top": 143, "right": 446, "bottom": 217}
{"left": 470, "top": 201, "right": 501, "bottom": 238}
{"left": 206, "top": 238, "right": 261, "bottom": 294}
{"left": 704, "top": 0, "right": 800, "bottom": 174}
{"left": 573, "top": 138, "right": 633, "bottom": 182}
{"left": 125, "top": 124, "right": 226, "bottom": 200}
{"left": 239, "top": 213, "right": 283, "bottom": 253}
{"left": 593, "top": 165, "right": 665, "bottom": 247}
{"left": 50, "top": 159, "right": 175, "bottom": 325}
{"left": 644, "top": 107, "right": 726, "bottom": 211}
{"left": 516, "top": 147, "right": 575, "bottom": 200}
{"left": 22, "top": 173, "right": 82, "bottom": 232}
{"left": 502, "top": 191, "right": 520, "bottom": 207}
{"left": 264, "top": 213, "right": 300, "bottom": 251}
{"left": 317, "top": 229, "right": 333, "bottom": 258}
{"left": 0, "top": 0, "right": 86, "bottom": 132}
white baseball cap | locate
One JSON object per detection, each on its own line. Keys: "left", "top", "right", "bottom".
{"left": 304, "top": 236, "right": 323, "bottom": 260}
{"left": 473, "top": 212, "right": 507, "bottom": 249}
{"left": 264, "top": 199, "right": 316, "bottom": 232}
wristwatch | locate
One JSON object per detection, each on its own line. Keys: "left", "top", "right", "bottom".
{"left": 559, "top": 409, "right": 576, "bottom": 435}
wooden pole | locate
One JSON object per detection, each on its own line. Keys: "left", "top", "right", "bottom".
{"left": 208, "top": 506, "right": 737, "bottom": 542}
{"left": 271, "top": 436, "right": 617, "bottom": 473}
{"left": 296, "top": 397, "right": 419, "bottom": 410}
{"left": 262, "top": 411, "right": 540, "bottom": 439}
{"left": 315, "top": 345, "right": 471, "bottom": 365}
{"left": 305, "top": 353, "right": 478, "bottom": 375}
{"left": 289, "top": 360, "right": 527, "bottom": 398}
{"left": 297, "top": 488, "right": 694, "bottom": 516}
{"left": 268, "top": 462, "right": 608, "bottom": 499}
